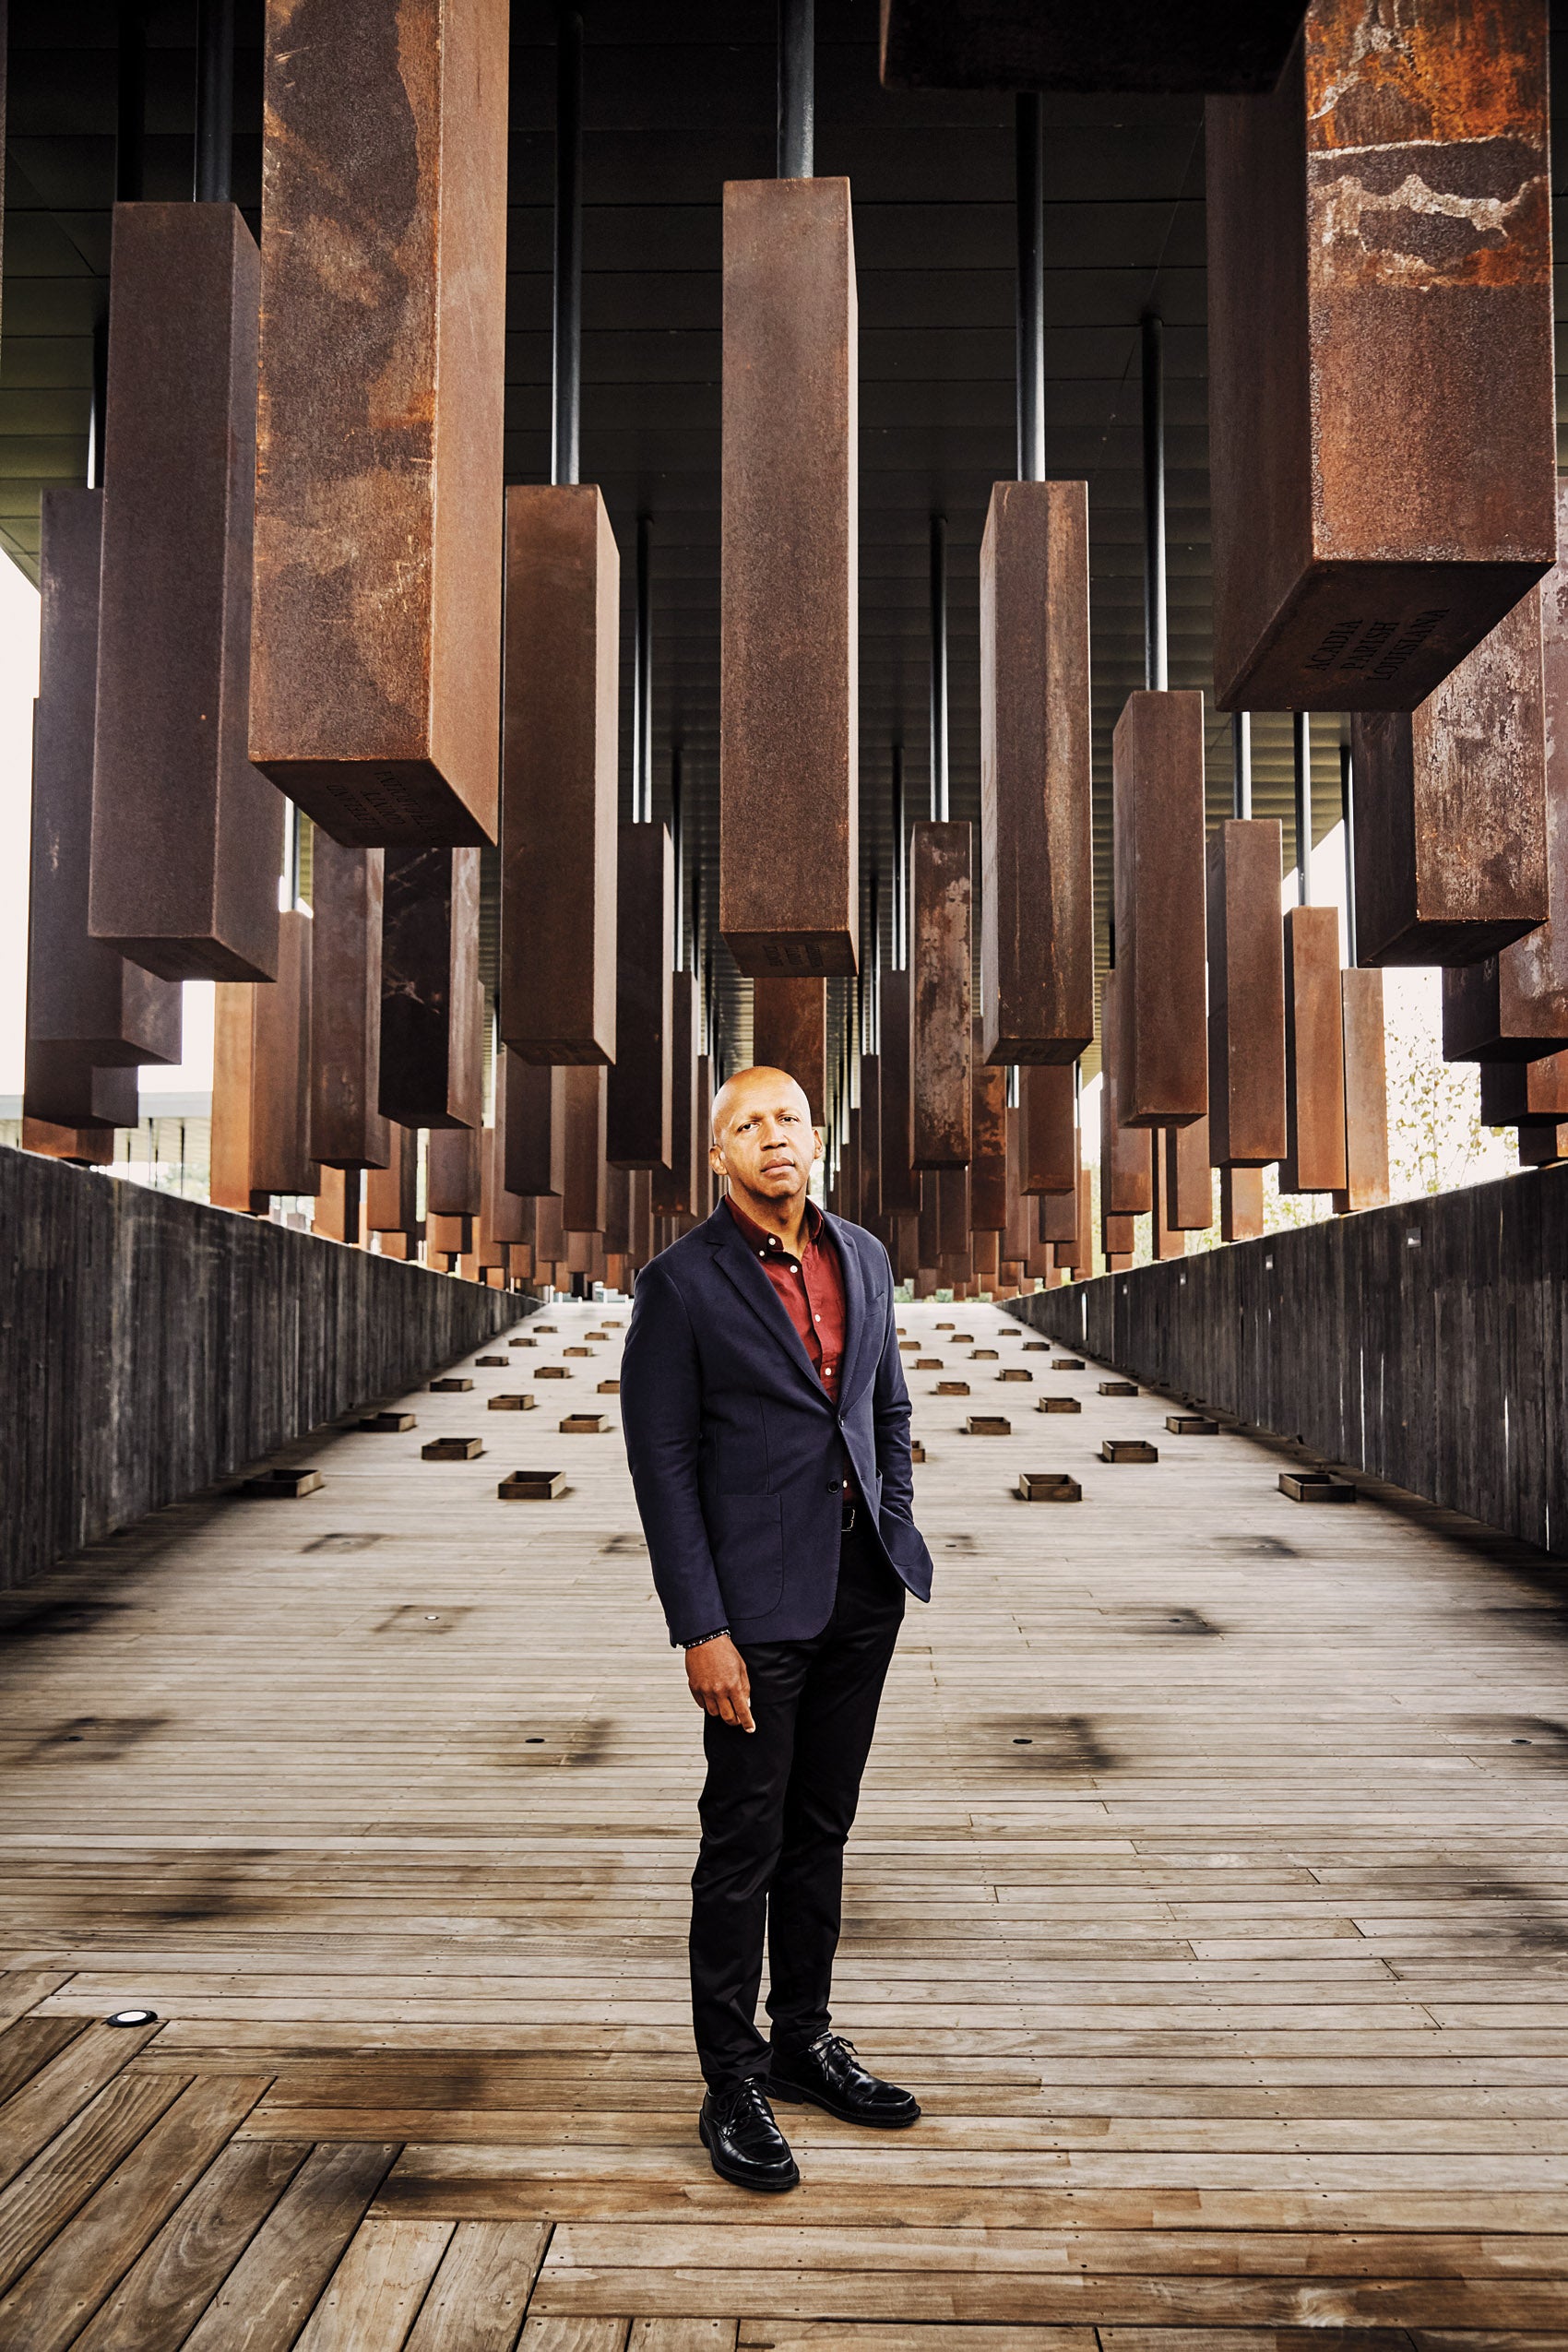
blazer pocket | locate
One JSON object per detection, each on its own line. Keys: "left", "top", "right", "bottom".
{"left": 707, "top": 1491, "right": 786, "bottom": 1620}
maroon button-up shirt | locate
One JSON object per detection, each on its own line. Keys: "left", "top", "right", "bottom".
{"left": 725, "top": 1195, "right": 856, "bottom": 1500}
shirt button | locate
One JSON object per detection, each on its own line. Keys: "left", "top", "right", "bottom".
{"left": 826, "top": 1479, "right": 840, "bottom": 1494}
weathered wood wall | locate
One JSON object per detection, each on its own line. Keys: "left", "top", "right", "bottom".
{"left": 1, "top": 1146, "right": 523, "bottom": 1591}
{"left": 1007, "top": 1169, "right": 1568, "bottom": 1556}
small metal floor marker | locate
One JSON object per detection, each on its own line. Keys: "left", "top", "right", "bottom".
{"left": 1018, "top": 1471, "right": 1081, "bottom": 1503}
{"left": 1101, "top": 1439, "right": 1158, "bottom": 1464}
{"left": 1099, "top": 1380, "right": 1138, "bottom": 1396}
{"left": 422, "top": 1436, "right": 484, "bottom": 1461}
{"left": 499, "top": 1469, "right": 566, "bottom": 1500}
{"left": 1167, "top": 1414, "right": 1218, "bottom": 1435}
{"left": 967, "top": 1414, "right": 1011, "bottom": 1436}
{"left": 1279, "top": 1470, "right": 1357, "bottom": 1503}
{"left": 243, "top": 1467, "right": 324, "bottom": 1498}
{"left": 429, "top": 1377, "right": 473, "bottom": 1394}
{"left": 359, "top": 1412, "right": 416, "bottom": 1433}
{"left": 561, "top": 1412, "right": 611, "bottom": 1434}
{"left": 488, "top": 1394, "right": 536, "bottom": 1411}
{"left": 1039, "top": 1396, "right": 1082, "bottom": 1414}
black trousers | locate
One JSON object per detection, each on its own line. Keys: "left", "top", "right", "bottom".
{"left": 689, "top": 1515, "right": 906, "bottom": 2092}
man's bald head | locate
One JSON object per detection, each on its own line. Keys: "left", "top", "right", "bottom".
{"left": 710, "top": 1064, "right": 814, "bottom": 1144}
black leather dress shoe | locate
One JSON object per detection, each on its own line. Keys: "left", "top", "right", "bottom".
{"left": 698, "top": 2076, "right": 801, "bottom": 2192}
{"left": 768, "top": 2031, "right": 921, "bottom": 2128}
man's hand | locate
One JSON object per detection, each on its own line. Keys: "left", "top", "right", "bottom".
{"left": 685, "top": 1633, "right": 754, "bottom": 1732}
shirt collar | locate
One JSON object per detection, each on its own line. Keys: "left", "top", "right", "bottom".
{"left": 725, "top": 1194, "right": 824, "bottom": 1261}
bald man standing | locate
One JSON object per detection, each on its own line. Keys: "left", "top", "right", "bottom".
{"left": 620, "top": 1065, "right": 934, "bottom": 2192}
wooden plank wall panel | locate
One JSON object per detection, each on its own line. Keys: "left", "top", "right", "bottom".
{"left": 0, "top": 1146, "right": 520, "bottom": 1592}
{"left": 1012, "top": 1164, "right": 1568, "bottom": 1554}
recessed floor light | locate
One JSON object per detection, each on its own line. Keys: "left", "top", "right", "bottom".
{"left": 106, "top": 2008, "right": 158, "bottom": 2027}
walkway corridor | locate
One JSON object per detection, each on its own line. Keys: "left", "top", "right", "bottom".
{"left": 3, "top": 1298, "right": 1568, "bottom": 2344}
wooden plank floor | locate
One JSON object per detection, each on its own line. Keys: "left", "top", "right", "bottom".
{"left": 4, "top": 1295, "right": 1568, "bottom": 2346}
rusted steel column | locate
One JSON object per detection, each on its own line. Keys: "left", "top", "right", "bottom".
{"left": 503, "top": 1056, "right": 566, "bottom": 1198}
{"left": 969, "top": 1033, "right": 1008, "bottom": 1231}
{"left": 604, "top": 1160, "right": 631, "bottom": 1257}
{"left": 1100, "top": 1203, "right": 1135, "bottom": 1260}
{"left": 1055, "top": 1163, "right": 1091, "bottom": 1274}
{"left": 309, "top": 837, "right": 389, "bottom": 1170}
{"left": 972, "top": 1229, "right": 1001, "bottom": 1288}
{"left": 535, "top": 1190, "right": 567, "bottom": 1274}
{"left": 880, "top": 6, "right": 1305, "bottom": 91}
{"left": 1206, "top": 818, "right": 1288, "bottom": 1166}
{"left": 89, "top": 204, "right": 281, "bottom": 980}
{"left": 481, "top": 1123, "right": 529, "bottom": 1254}
{"left": 1221, "top": 1164, "right": 1265, "bottom": 1242}
{"left": 916, "top": 1173, "right": 940, "bottom": 1270}
{"left": 980, "top": 479, "right": 1094, "bottom": 1063}
{"left": 500, "top": 485, "right": 618, "bottom": 1062}
{"left": 1280, "top": 905, "right": 1348, "bottom": 1194}
{"left": 24, "top": 1047, "right": 137, "bottom": 1136}
{"left": 1165, "top": 1118, "right": 1215, "bottom": 1231}
{"left": 250, "top": 908, "right": 316, "bottom": 1198}
{"left": 1039, "top": 1137, "right": 1080, "bottom": 1244}
{"left": 875, "top": 970, "right": 920, "bottom": 1213}
{"left": 211, "top": 984, "right": 266, "bottom": 1212}
{"left": 1004, "top": 1107, "right": 1031, "bottom": 1264}
{"left": 608, "top": 825, "right": 673, "bottom": 1170}
{"left": 719, "top": 177, "right": 858, "bottom": 978}
{"left": 428, "top": 1210, "right": 470, "bottom": 1265}
{"left": 564, "top": 1063, "right": 609, "bottom": 1233}
{"left": 1099, "top": 973, "right": 1154, "bottom": 1217}
{"left": 378, "top": 847, "right": 482, "bottom": 1130}
{"left": 654, "top": 972, "right": 701, "bottom": 1216}
{"left": 21, "top": 1118, "right": 116, "bottom": 1168}
{"left": 364, "top": 1123, "right": 421, "bottom": 1237}
{"left": 28, "top": 490, "right": 182, "bottom": 1077}
{"left": 1019, "top": 1063, "right": 1075, "bottom": 1194}
{"left": 1518, "top": 1122, "right": 1568, "bottom": 1166}
{"left": 1480, "top": 1052, "right": 1568, "bottom": 1125}
{"left": 1352, "top": 585, "right": 1549, "bottom": 967}
{"left": 1336, "top": 968, "right": 1391, "bottom": 1213}
{"left": 910, "top": 821, "right": 972, "bottom": 1166}
{"left": 936, "top": 1166, "right": 970, "bottom": 1259}
{"left": 1150, "top": 1146, "right": 1187, "bottom": 1259}
{"left": 858, "top": 1056, "right": 882, "bottom": 1223}
{"left": 427, "top": 1124, "right": 482, "bottom": 1219}
{"left": 1443, "top": 493, "right": 1568, "bottom": 1053}
{"left": 696, "top": 1054, "right": 715, "bottom": 1217}
{"left": 1206, "top": 0, "right": 1556, "bottom": 714}
{"left": 1112, "top": 691, "right": 1207, "bottom": 1126}
{"left": 249, "top": 0, "right": 508, "bottom": 847}
{"left": 626, "top": 1170, "right": 653, "bottom": 1267}
{"left": 752, "top": 978, "right": 827, "bottom": 1120}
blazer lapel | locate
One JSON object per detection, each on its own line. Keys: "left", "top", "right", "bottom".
{"left": 704, "top": 1205, "right": 832, "bottom": 1406}
{"left": 823, "top": 1209, "right": 871, "bottom": 1399}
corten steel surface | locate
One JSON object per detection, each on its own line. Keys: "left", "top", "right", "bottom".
{"left": 1004, "top": 1106, "right": 1031, "bottom": 1265}
{"left": 910, "top": 821, "right": 973, "bottom": 1167}
{"left": 503, "top": 1056, "right": 566, "bottom": 1199}
{"left": 608, "top": 825, "right": 673, "bottom": 1170}
{"left": 1056, "top": 1162, "right": 1092, "bottom": 1272}
{"left": 1150, "top": 1147, "right": 1187, "bottom": 1260}
{"left": 1281, "top": 905, "right": 1348, "bottom": 1194}
{"left": 1101, "top": 1205, "right": 1136, "bottom": 1256}
{"left": 89, "top": 204, "right": 281, "bottom": 983}
{"left": 1443, "top": 491, "right": 1568, "bottom": 1056}
{"left": 603, "top": 1159, "right": 632, "bottom": 1256}
{"left": 1019, "top": 1063, "right": 1076, "bottom": 1194}
{"left": 979, "top": 479, "right": 1094, "bottom": 1065}
{"left": 27, "top": 490, "right": 180, "bottom": 1074}
{"left": 1479, "top": 1051, "right": 1568, "bottom": 1124}
{"left": 535, "top": 1190, "right": 567, "bottom": 1272}
{"left": 1112, "top": 691, "right": 1207, "bottom": 1128}
{"left": 22, "top": 1043, "right": 137, "bottom": 1134}
{"left": 564, "top": 1063, "right": 609, "bottom": 1234}
{"left": 917, "top": 1171, "right": 941, "bottom": 1268}
{"left": 500, "top": 485, "right": 618, "bottom": 1063}
{"left": 842, "top": 1108, "right": 863, "bottom": 1223}
{"left": 364, "top": 1123, "right": 420, "bottom": 1237}
{"left": 1221, "top": 1163, "right": 1266, "bottom": 1241}
{"left": 1519, "top": 1122, "right": 1568, "bottom": 1165}
{"left": 1206, "top": 818, "right": 1288, "bottom": 1166}
{"left": 1206, "top": 2, "right": 1556, "bottom": 714}
{"left": 969, "top": 1031, "right": 1008, "bottom": 1231}
{"left": 931, "top": 1166, "right": 968, "bottom": 1260}
{"left": 1039, "top": 1152, "right": 1079, "bottom": 1245}
{"left": 859, "top": 1054, "right": 883, "bottom": 1223}
{"left": 210, "top": 983, "right": 265, "bottom": 1213}
{"left": 880, "top": 0, "right": 1307, "bottom": 91}
{"left": 1352, "top": 585, "right": 1549, "bottom": 967}
{"left": 308, "top": 836, "right": 389, "bottom": 1170}
{"left": 1166, "top": 1116, "right": 1216, "bottom": 1231}
{"left": 426, "top": 1211, "right": 470, "bottom": 1264}
{"left": 378, "top": 846, "right": 481, "bottom": 1131}
{"left": 250, "top": 909, "right": 316, "bottom": 1200}
{"left": 696, "top": 1053, "right": 715, "bottom": 1218}
{"left": 249, "top": 0, "right": 507, "bottom": 847}
{"left": 719, "top": 178, "right": 858, "bottom": 979}
{"left": 1099, "top": 971, "right": 1154, "bottom": 1218}
{"left": 427, "top": 1124, "right": 482, "bottom": 1219}
{"left": 751, "top": 977, "right": 827, "bottom": 1122}
{"left": 19, "top": 1117, "right": 114, "bottom": 1167}
{"left": 653, "top": 973, "right": 701, "bottom": 1217}
{"left": 626, "top": 1171, "right": 652, "bottom": 1266}
{"left": 1336, "top": 968, "right": 1392, "bottom": 1214}
{"left": 481, "top": 1125, "right": 529, "bottom": 1253}
{"left": 877, "top": 975, "right": 917, "bottom": 1215}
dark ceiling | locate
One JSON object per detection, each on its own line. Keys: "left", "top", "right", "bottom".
{"left": 4, "top": 2, "right": 1566, "bottom": 1087}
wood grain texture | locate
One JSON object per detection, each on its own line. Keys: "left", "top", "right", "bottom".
{"left": 0, "top": 1144, "right": 518, "bottom": 1590}
{"left": 181, "top": 2141, "right": 399, "bottom": 2351}
{"left": 73, "top": 2139, "right": 310, "bottom": 2352}
{"left": 405, "top": 2221, "right": 551, "bottom": 2351}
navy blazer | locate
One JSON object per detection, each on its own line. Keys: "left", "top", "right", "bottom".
{"left": 620, "top": 1202, "right": 934, "bottom": 1645}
